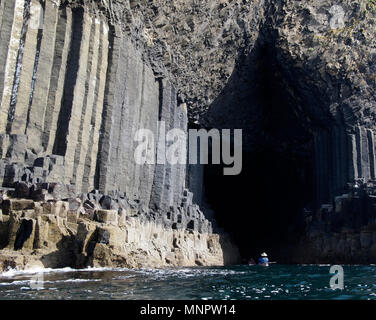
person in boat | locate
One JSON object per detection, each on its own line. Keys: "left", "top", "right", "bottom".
{"left": 258, "top": 252, "right": 269, "bottom": 265}
{"left": 248, "top": 258, "right": 256, "bottom": 265}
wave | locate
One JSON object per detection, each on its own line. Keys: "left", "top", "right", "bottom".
{"left": 0, "top": 266, "right": 133, "bottom": 278}
{"left": 0, "top": 265, "right": 245, "bottom": 279}
{"left": 0, "top": 278, "right": 103, "bottom": 286}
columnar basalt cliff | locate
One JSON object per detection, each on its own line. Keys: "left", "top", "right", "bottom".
{"left": 0, "top": 0, "right": 240, "bottom": 270}
{"left": 1, "top": 0, "right": 376, "bottom": 268}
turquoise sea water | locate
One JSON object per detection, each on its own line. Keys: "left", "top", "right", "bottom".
{"left": 0, "top": 265, "right": 375, "bottom": 300}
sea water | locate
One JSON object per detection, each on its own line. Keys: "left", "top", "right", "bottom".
{"left": 0, "top": 265, "right": 375, "bottom": 300}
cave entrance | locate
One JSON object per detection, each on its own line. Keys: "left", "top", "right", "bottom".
{"left": 204, "top": 147, "right": 313, "bottom": 263}
{"left": 200, "top": 41, "right": 315, "bottom": 263}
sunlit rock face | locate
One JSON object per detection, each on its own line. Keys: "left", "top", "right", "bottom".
{"left": 0, "top": 197, "right": 239, "bottom": 271}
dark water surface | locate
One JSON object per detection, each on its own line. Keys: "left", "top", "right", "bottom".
{"left": 0, "top": 265, "right": 375, "bottom": 300}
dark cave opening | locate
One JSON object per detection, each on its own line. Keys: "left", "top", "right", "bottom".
{"left": 201, "top": 42, "right": 316, "bottom": 263}
{"left": 204, "top": 148, "right": 313, "bottom": 263}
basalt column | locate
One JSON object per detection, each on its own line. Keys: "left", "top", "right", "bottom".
{"left": 0, "top": 2, "right": 111, "bottom": 192}
{"left": 149, "top": 80, "right": 188, "bottom": 212}
{"left": 95, "top": 28, "right": 160, "bottom": 201}
{"left": 314, "top": 126, "right": 376, "bottom": 207}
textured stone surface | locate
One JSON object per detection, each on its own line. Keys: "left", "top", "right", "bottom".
{"left": 287, "top": 182, "right": 376, "bottom": 264}
{"left": 0, "top": 195, "right": 239, "bottom": 271}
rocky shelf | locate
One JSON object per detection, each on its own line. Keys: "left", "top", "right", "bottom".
{"left": 0, "top": 182, "right": 239, "bottom": 270}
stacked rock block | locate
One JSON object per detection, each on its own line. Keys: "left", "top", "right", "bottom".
{"left": 0, "top": 179, "right": 213, "bottom": 239}
{"left": 0, "top": 184, "right": 237, "bottom": 270}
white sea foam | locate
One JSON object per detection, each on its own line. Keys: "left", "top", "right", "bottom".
{"left": 134, "top": 267, "right": 246, "bottom": 279}
{"left": 1, "top": 265, "right": 247, "bottom": 280}
{"left": 0, "top": 280, "right": 30, "bottom": 286}
{"left": 0, "top": 278, "right": 102, "bottom": 287}
{"left": 53, "top": 279, "right": 102, "bottom": 284}
{"left": 0, "top": 267, "right": 75, "bottom": 278}
{"left": 0, "top": 266, "right": 132, "bottom": 278}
